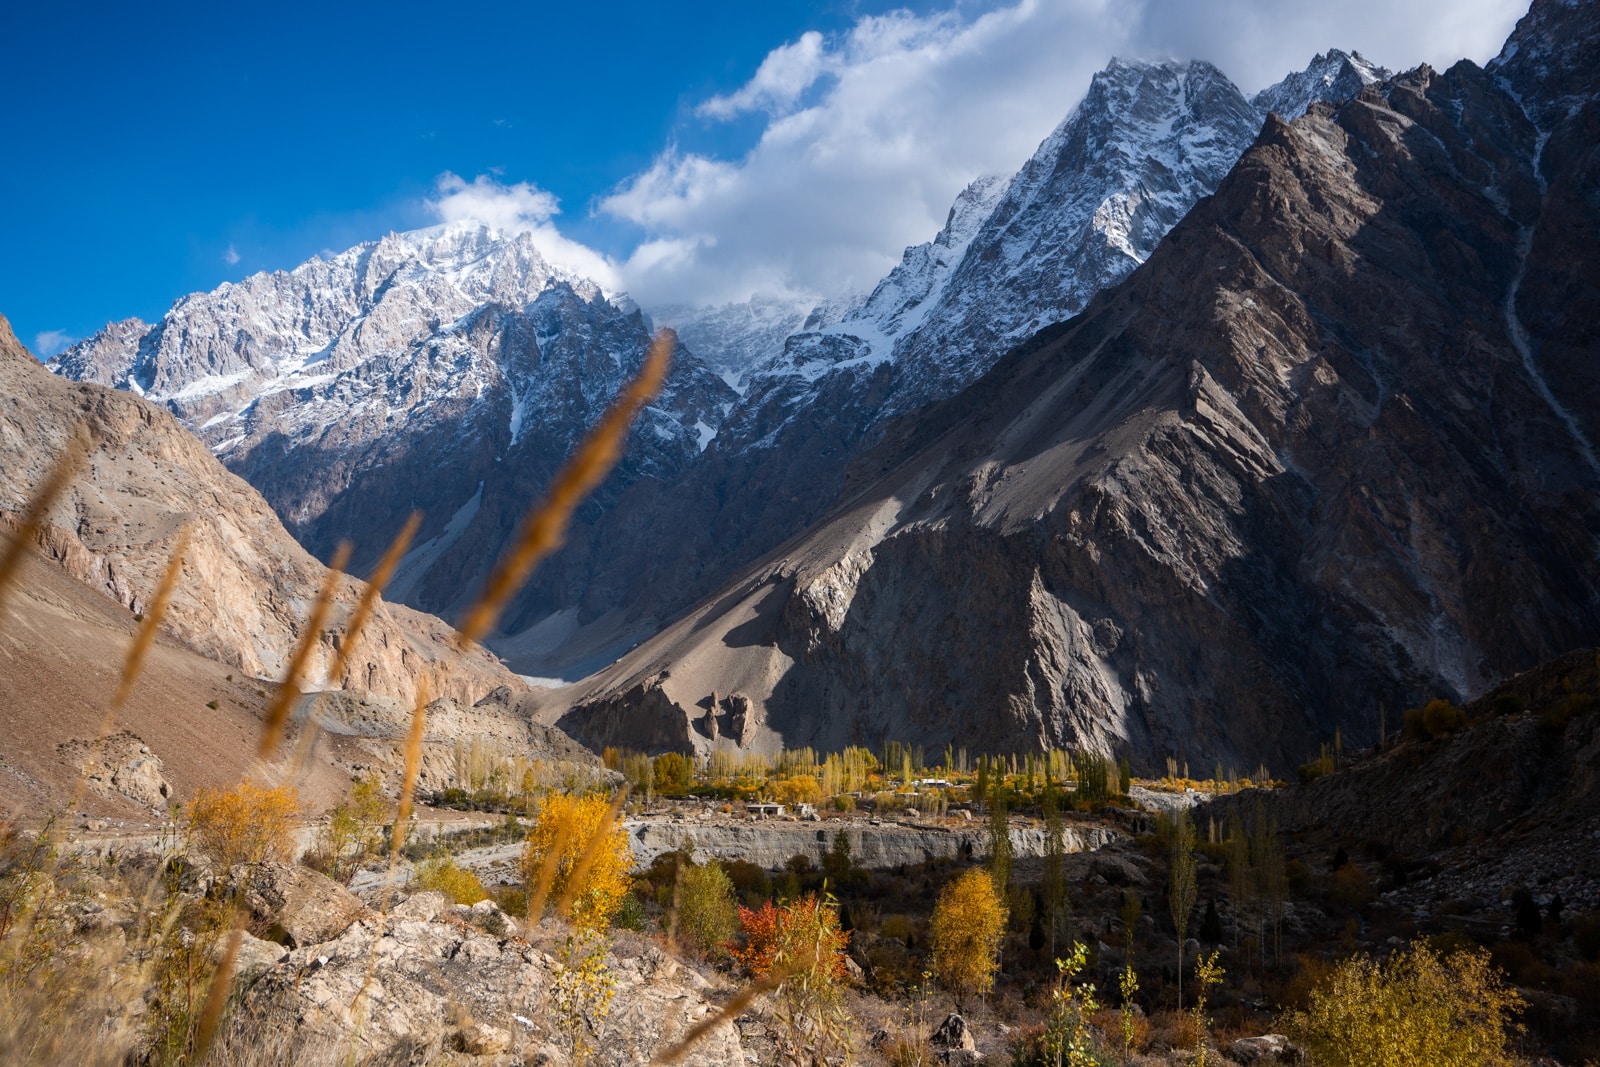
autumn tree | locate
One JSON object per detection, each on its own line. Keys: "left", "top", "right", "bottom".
{"left": 733, "top": 895, "right": 851, "bottom": 1064}
{"left": 186, "top": 781, "right": 299, "bottom": 869}
{"left": 1283, "top": 943, "right": 1523, "bottom": 1067}
{"left": 520, "top": 792, "right": 633, "bottom": 932}
{"left": 930, "top": 868, "right": 1008, "bottom": 1011}
{"left": 677, "top": 860, "right": 738, "bottom": 958}
{"left": 1167, "top": 809, "right": 1198, "bottom": 1009}
{"left": 652, "top": 752, "right": 694, "bottom": 794}
{"left": 315, "top": 770, "right": 388, "bottom": 882}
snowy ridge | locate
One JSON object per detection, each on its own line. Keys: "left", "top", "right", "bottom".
{"left": 49, "top": 220, "right": 738, "bottom": 622}
{"left": 1251, "top": 49, "right": 1387, "bottom": 121}
{"left": 696, "top": 50, "right": 1397, "bottom": 453}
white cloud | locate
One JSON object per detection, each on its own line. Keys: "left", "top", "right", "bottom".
{"left": 427, "top": 172, "right": 622, "bottom": 290}
{"left": 698, "top": 30, "right": 831, "bottom": 119}
{"left": 602, "top": 0, "right": 1525, "bottom": 308}
{"left": 223, "top": 243, "right": 240, "bottom": 265}
{"left": 34, "top": 329, "right": 75, "bottom": 357}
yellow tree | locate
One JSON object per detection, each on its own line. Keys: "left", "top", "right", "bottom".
{"left": 185, "top": 781, "right": 300, "bottom": 869}
{"left": 929, "top": 868, "right": 1008, "bottom": 1011}
{"left": 520, "top": 792, "right": 633, "bottom": 932}
{"left": 1283, "top": 943, "right": 1523, "bottom": 1067}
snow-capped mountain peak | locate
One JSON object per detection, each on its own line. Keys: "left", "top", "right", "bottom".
{"left": 1252, "top": 49, "right": 1388, "bottom": 121}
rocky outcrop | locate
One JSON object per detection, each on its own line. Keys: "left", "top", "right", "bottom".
{"left": 224, "top": 907, "right": 745, "bottom": 1066}
{"left": 554, "top": 0, "right": 1600, "bottom": 773}
{"left": 1221, "top": 648, "right": 1600, "bottom": 915}
{"left": 236, "top": 862, "right": 372, "bottom": 948}
{"left": 57, "top": 731, "right": 171, "bottom": 810}
{"left": 625, "top": 815, "right": 1124, "bottom": 871}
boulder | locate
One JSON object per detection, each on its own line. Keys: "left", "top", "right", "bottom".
{"left": 235, "top": 862, "right": 370, "bottom": 948}
{"left": 1230, "top": 1034, "right": 1300, "bottom": 1063}
{"left": 226, "top": 931, "right": 289, "bottom": 986}
{"left": 390, "top": 890, "right": 449, "bottom": 923}
{"left": 937, "top": 1051, "right": 985, "bottom": 1066}
{"left": 453, "top": 1022, "right": 512, "bottom": 1056}
{"left": 932, "top": 1013, "right": 976, "bottom": 1051}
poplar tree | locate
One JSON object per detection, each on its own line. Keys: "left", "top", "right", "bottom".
{"left": 1168, "top": 809, "right": 1198, "bottom": 1010}
{"left": 988, "top": 791, "right": 1012, "bottom": 897}
{"left": 1041, "top": 785, "right": 1068, "bottom": 956}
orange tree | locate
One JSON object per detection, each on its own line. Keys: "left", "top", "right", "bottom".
{"left": 185, "top": 781, "right": 299, "bottom": 869}
{"left": 520, "top": 792, "right": 633, "bottom": 932}
{"left": 929, "top": 868, "right": 1008, "bottom": 1010}
{"left": 733, "top": 895, "right": 851, "bottom": 1063}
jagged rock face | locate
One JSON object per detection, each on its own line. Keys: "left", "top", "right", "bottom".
{"left": 557, "top": 0, "right": 1600, "bottom": 772}
{"left": 50, "top": 223, "right": 738, "bottom": 624}
{"left": 0, "top": 313, "right": 521, "bottom": 708}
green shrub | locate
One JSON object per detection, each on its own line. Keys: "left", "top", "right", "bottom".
{"left": 1402, "top": 699, "right": 1466, "bottom": 740}
{"left": 414, "top": 856, "right": 487, "bottom": 905}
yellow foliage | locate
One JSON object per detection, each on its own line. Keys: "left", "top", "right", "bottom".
{"left": 1282, "top": 942, "right": 1523, "bottom": 1067}
{"left": 772, "top": 775, "right": 821, "bottom": 807}
{"left": 185, "top": 781, "right": 299, "bottom": 869}
{"left": 520, "top": 793, "right": 633, "bottom": 932}
{"left": 929, "top": 868, "right": 1008, "bottom": 1006}
{"left": 414, "top": 856, "right": 487, "bottom": 905}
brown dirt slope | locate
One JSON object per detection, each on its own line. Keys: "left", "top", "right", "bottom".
{"left": 0, "top": 313, "right": 597, "bottom": 817}
{"left": 0, "top": 312, "right": 521, "bottom": 709}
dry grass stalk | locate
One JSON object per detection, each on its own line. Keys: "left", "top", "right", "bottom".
{"left": 0, "top": 428, "right": 88, "bottom": 627}
{"left": 322, "top": 511, "right": 420, "bottom": 690}
{"left": 193, "top": 921, "right": 245, "bottom": 1059}
{"left": 258, "top": 540, "right": 352, "bottom": 758}
{"left": 455, "top": 329, "right": 672, "bottom": 648}
{"left": 552, "top": 783, "right": 631, "bottom": 921}
{"left": 649, "top": 972, "right": 785, "bottom": 1067}
{"left": 524, "top": 821, "right": 574, "bottom": 924}
{"left": 390, "top": 678, "right": 430, "bottom": 856}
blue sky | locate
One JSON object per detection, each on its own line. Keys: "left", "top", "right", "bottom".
{"left": 3, "top": 0, "right": 1524, "bottom": 357}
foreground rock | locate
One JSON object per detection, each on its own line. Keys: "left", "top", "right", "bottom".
{"left": 224, "top": 909, "right": 745, "bottom": 1066}
{"left": 236, "top": 862, "right": 372, "bottom": 949}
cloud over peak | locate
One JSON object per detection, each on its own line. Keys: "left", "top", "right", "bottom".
{"left": 427, "top": 172, "right": 621, "bottom": 291}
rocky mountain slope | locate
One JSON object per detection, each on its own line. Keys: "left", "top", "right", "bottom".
{"left": 550, "top": 0, "right": 1600, "bottom": 772}
{"left": 3, "top": 313, "right": 517, "bottom": 705}
{"left": 51, "top": 224, "right": 738, "bottom": 631}
{"left": 1266, "top": 648, "right": 1600, "bottom": 913}
{"left": 0, "top": 313, "right": 604, "bottom": 815}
